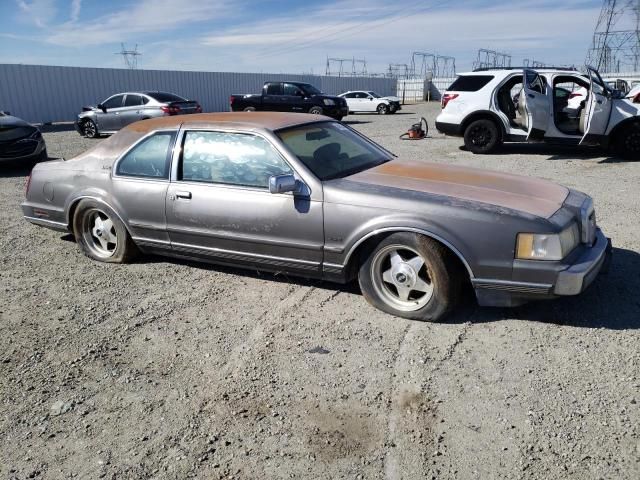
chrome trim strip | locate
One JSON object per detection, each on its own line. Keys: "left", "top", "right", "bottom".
{"left": 166, "top": 226, "right": 323, "bottom": 251}
{"left": 23, "top": 216, "right": 69, "bottom": 232}
{"left": 342, "top": 227, "right": 475, "bottom": 279}
{"left": 171, "top": 241, "right": 321, "bottom": 268}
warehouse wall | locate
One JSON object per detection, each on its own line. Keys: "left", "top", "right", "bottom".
{"left": 0, "top": 64, "right": 397, "bottom": 124}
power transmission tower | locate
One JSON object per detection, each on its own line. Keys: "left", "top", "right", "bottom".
{"left": 473, "top": 49, "right": 511, "bottom": 70}
{"left": 586, "top": 0, "right": 640, "bottom": 72}
{"left": 410, "top": 52, "right": 436, "bottom": 78}
{"left": 387, "top": 63, "right": 410, "bottom": 79}
{"left": 325, "top": 56, "right": 368, "bottom": 76}
{"left": 115, "top": 43, "right": 141, "bottom": 69}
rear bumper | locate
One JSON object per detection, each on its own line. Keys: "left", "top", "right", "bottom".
{"left": 435, "top": 121, "right": 462, "bottom": 136}
{"left": 473, "top": 229, "right": 612, "bottom": 307}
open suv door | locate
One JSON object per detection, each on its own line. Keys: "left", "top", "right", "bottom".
{"left": 579, "top": 66, "right": 613, "bottom": 145}
{"left": 521, "top": 69, "right": 549, "bottom": 141}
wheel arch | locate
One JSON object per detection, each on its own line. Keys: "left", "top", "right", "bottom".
{"left": 460, "top": 110, "right": 506, "bottom": 139}
{"left": 66, "top": 195, "right": 132, "bottom": 237}
{"left": 343, "top": 227, "right": 475, "bottom": 282}
{"left": 607, "top": 116, "right": 640, "bottom": 147}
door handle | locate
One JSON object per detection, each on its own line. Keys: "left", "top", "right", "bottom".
{"left": 175, "top": 191, "right": 192, "bottom": 199}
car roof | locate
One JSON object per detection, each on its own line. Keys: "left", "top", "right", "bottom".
{"left": 124, "top": 111, "right": 334, "bottom": 134}
{"left": 458, "top": 68, "right": 582, "bottom": 76}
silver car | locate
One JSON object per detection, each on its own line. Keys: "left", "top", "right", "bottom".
{"left": 22, "top": 112, "right": 611, "bottom": 322}
{"left": 75, "top": 91, "right": 201, "bottom": 138}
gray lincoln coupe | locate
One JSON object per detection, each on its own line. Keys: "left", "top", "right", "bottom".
{"left": 22, "top": 112, "right": 611, "bottom": 321}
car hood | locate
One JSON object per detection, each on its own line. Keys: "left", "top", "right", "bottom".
{"left": 344, "top": 160, "right": 569, "bottom": 219}
{"left": 0, "top": 114, "right": 31, "bottom": 128}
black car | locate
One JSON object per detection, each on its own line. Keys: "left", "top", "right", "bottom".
{"left": 230, "top": 82, "right": 348, "bottom": 120}
{"left": 0, "top": 111, "right": 47, "bottom": 165}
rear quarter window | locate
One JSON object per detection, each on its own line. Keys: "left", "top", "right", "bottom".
{"left": 447, "top": 75, "right": 495, "bottom": 92}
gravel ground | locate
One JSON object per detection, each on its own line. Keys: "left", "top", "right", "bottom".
{"left": 1, "top": 103, "right": 638, "bottom": 480}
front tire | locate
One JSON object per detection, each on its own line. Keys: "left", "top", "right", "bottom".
{"left": 358, "top": 233, "right": 462, "bottom": 322}
{"left": 309, "top": 106, "right": 323, "bottom": 115}
{"left": 377, "top": 104, "right": 389, "bottom": 115}
{"left": 72, "top": 199, "right": 138, "bottom": 263}
{"left": 463, "top": 119, "right": 501, "bottom": 154}
{"left": 81, "top": 119, "right": 99, "bottom": 138}
{"left": 613, "top": 122, "right": 640, "bottom": 160}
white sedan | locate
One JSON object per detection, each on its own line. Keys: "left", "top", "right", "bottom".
{"left": 338, "top": 91, "right": 401, "bottom": 114}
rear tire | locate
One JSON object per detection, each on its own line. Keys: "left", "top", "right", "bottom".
{"left": 358, "top": 233, "right": 462, "bottom": 322}
{"left": 81, "top": 119, "right": 99, "bottom": 138}
{"left": 613, "top": 122, "right": 640, "bottom": 160}
{"left": 72, "top": 199, "right": 138, "bottom": 263}
{"left": 309, "top": 106, "right": 323, "bottom": 115}
{"left": 463, "top": 119, "right": 501, "bottom": 154}
{"left": 243, "top": 107, "right": 256, "bottom": 112}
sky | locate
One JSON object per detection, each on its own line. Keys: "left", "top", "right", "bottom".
{"left": 0, "top": 0, "right": 607, "bottom": 75}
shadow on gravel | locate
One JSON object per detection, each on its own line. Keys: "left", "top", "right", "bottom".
{"left": 342, "top": 120, "right": 372, "bottom": 125}
{"left": 459, "top": 143, "right": 610, "bottom": 160}
{"left": 461, "top": 247, "right": 640, "bottom": 331}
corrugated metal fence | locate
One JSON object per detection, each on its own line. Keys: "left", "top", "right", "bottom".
{"left": 0, "top": 64, "right": 397, "bottom": 124}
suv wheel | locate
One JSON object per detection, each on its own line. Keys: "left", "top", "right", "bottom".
{"left": 309, "top": 106, "right": 323, "bottom": 115}
{"left": 613, "top": 122, "right": 640, "bottom": 160}
{"left": 358, "top": 233, "right": 462, "bottom": 322}
{"left": 464, "top": 119, "right": 501, "bottom": 154}
{"left": 377, "top": 104, "right": 389, "bottom": 115}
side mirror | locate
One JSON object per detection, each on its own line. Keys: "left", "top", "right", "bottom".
{"left": 98, "top": 103, "right": 107, "bottom": 113}
{"left": 269, "top": 174, "right": 302, "bottom": 195}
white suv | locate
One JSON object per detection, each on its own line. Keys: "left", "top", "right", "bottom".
{"left": 435, "top": 66, "right": 640, "bottom": 159}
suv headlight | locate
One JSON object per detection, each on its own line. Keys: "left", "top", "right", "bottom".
{"left": 516, "top": 223, "right": 580, "bottom": 260}
{"left": 323, "top": 99, "right": 335, "bottom": 106}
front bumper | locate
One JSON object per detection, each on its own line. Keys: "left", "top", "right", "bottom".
{"left": 0, "top": 138, "right": 46, "bottom": 163}
{"left": 473, "top": 229, "right": 612, "bottom": 307}
{"left": 324, "top": 105, "right": 349, "bottom": 119}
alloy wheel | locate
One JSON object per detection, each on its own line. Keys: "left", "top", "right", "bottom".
{"left": 370, "top": 244, "right": 434, "bottom": 312}
{"left": 82, "top": 209, "right": 118, "bottom": 259}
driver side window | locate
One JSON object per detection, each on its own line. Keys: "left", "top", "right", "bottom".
{"left": 180, "top": 131, "right": 292, "bottom": 189}
{"left": 116, "top": 131, "right": 176, "bottom": 179}
{"left": 102, "top": 95, "right": 124, "bottom": 110}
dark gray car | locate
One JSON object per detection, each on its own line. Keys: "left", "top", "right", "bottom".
{"left": 22, "top": 112, "right": 612, "bottom": 322}
{"left": 75, "top": 91, "right": 201, "bottom": 138}
{"left": 0, "top": 111, "right": 47, "bottom": 165}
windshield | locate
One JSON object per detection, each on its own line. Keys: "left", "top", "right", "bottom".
{"left": 367, "top": 91, "right": 381, "bottom": 98}
{"left": 299, "top": 84, "right": 322, "bottom": 95}
{"left": 277, "top": 122, "right": 392, "bottom": 181}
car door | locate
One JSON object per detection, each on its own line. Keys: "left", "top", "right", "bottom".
{"left": 263, "top": 82, "right": 284, "bottom": 111}
{"left": 522, "top": 69, "right": 550, "bottom": 140}
{"left": 110, "top": 130, "right": 177, "bottom": 248}
{"left": 283, "top": 83, "right": 306, "bottom": 112}
{"left": 353, "top": 92, "right": 370, "bottom": 112}
{"left": 579, "top": 67, "right": 614, "bottom": 146}
{"left": 165, "top": 129, "right": 324, "bottom": 275}
{"left": 120, "top": 94, "right": 145, "bottom": 127}
{"left": 98, "top": 94, "right": 125, "bottom": 131}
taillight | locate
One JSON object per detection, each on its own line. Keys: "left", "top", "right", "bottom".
{"left": 25, "top": 172, "right": 32, "bottom": 197}
{"left": 441, "top": 93, "right": 459, "bottom": 109}
{"left": 229, "top": 96, "right": 235, "bottom": 106}
{"left": 161, "top": 105, "right": 180, "bottom": 115}
{"left": 568, "top": 92, "right": 583, "bottom": 99}
{"left": 195, "top": 104, "right": 202, "bottom": 113}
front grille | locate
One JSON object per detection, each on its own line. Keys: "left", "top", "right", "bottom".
{"left": 0, "top": 139, "right": 38, "bottom": 158}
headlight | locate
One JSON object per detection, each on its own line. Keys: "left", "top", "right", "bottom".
{"left": 323, "top": 99, "right": 335, "bottom": 106}
{"left": 516, "top": 223, "right": 579, "bottom": 260}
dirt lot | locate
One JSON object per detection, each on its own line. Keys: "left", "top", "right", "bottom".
{"left": 1, "top": 103, "right": 638, "bottom": 480}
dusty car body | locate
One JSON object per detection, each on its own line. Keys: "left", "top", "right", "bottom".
{"left": 22, "top": 112, "right": 611, "bottom": 321}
